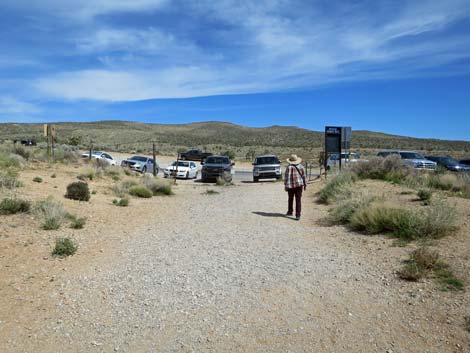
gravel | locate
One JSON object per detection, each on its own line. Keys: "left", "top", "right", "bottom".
{"left": 3, "top": 181, "right": 469, "bottom": 352}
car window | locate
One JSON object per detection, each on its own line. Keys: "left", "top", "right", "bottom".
{"left": 103, "top": 153, "right": 112, "bottom": 159}
{"left": 130, "top": 156, "right": 147, "bottom": 162}
{"left": 399, "top": 152, "right": 424, "bottom": 159}
{"left": 190, "top": 162, "right": 196, "bottom": 168}
{"left": 206, "top": 157, "right": 229, "bottom": 164}
{"left": 254, "top": 157, "right": 279, "bottom": 165}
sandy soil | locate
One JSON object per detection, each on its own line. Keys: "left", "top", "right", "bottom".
{"left": 0, "top": 162, "right": 469, "bottom": 352}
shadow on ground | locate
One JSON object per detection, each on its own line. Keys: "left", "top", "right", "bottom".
{"left": 252, "top": 211, "right": 289, "bottom": 218}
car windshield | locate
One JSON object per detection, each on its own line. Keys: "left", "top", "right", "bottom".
{"left": 171, "top": 161, "right": 189, "bottom": 167}
{"left": 91, "top": 151, "right": 102, "bottom": 155}
{"left": 205, "top": 157, "right": 229, "bottom": 164}
{"left": 129, "top": 156, "right": 147, "bottom": 162}
{"left": 399, "top": 152, "right": 424, "bottom": 159}
{"left": 255, "top": 157, "right": 279, "bottom": 165}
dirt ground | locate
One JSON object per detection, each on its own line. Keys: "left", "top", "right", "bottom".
{"left": 0, "top": 161, "right": 469, "bottom": 352}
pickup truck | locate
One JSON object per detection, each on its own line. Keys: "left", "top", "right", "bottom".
{"left": 179, "top": 149, "right": 212, "bottom": 161}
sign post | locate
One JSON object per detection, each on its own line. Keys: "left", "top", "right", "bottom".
{"left": 324, "top": 126, "right": 352, "bottom": 174}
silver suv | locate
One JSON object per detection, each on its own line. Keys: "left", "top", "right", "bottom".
{"left": 252, "top": 155, "right": 282, "bottom": 182}
{"left": 377, "top": 150, "right": 437, "bottom": 170}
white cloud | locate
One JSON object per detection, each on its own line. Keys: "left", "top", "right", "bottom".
{"left": 17, "top": 0, "right": 470, "bottom": 100}
{"left": 0, "top": 96, "right": 40, "bottom": 115}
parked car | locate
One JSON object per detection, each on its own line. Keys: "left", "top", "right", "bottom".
{"left": 326, "top": 152, "right": 361, "bottom": 170}
{"left": 252, "top": 155, "right": 281, "bottom": 182}
{"left": 201, "top": 155, "right": 234, "bottom": 182}
{"left": 180, "top": 149, "right": 213, "bottom": 161}
{"left": 121, "top": 156, "right": 158, "bottom": 174}
{"left": 459, "top": 158, "right": 470, "bottom": 166}
{"left": 425, "top": 156, "right": 470, "bottom": 172}
{"left": 80, "top": 151, "right": 117, "bottom": 166}
{"left": 377, "top": 150, "right": 437, "bottom": 170}
{"left": 163, "top": 160, "right": 199, "bottom": 179}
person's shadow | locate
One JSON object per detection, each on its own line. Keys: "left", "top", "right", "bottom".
{"left": 252, "top": 211, "right": 287, "bottom": 218}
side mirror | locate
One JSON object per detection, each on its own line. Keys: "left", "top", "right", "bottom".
{"left": 232, "top": 162, "right": 235, "bottom": 166}
{"left": 252, "top": 162, "right": 255, "bottom": 165}
{"left": 201, "top": 161, "right": 204, "bottom": 165}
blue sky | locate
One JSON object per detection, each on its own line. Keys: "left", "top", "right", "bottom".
{"left": 0, "top": 0, "right": 469, "bottom": 140}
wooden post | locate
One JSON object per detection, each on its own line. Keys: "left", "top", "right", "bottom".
{"left": 152, "top": 143, "right": 157, "bottom": 177}
{"left": 46, "top": 124, "right": 52, "bottom": 161}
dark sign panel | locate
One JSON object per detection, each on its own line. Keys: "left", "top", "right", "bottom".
{"left": 325, "top": 126, "right": 342, "bottom": 154}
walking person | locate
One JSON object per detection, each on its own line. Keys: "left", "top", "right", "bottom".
{"left": 284, "top": 154, "right": 306, "bottom": 221}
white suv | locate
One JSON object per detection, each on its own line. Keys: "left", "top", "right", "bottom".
{"left": 252, "top": 155, "right": 282, "bottom": 182}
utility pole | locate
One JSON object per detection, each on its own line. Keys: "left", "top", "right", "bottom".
{"left": 89, "top": 141, "right": 93, "bottom": 161}
{"left": 152, "top": 143, "right": 157, "bottom": 177}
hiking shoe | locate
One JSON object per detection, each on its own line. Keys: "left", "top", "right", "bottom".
{"left": 286, "top": 212, "right": 293, "bottom": 216}
{"left": 295, "top": 216, "right": 301, "bottom": 221}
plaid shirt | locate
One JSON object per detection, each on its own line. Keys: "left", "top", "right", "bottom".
{"left": 284, "top": 164, "right": 306, "bottom": 189}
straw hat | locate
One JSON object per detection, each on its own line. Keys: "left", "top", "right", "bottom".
{"left": 286, "top": 154, "right": 302, "bottom": 164}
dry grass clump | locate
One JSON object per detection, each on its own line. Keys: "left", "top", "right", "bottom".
{"left": 399, "top": 247, "right": 465, "bottom": 291}
{"left": 329, "top": 195, "right": 457, "bottom": 241}
{"left": 417, "top": 189, "right": 432, "bottom": 203}
{"left": 141, "top": 175, "right": 173, "bottom": 196}
{"left": 36, "top": 197, "right": 68, "bottom": 230}
{"left": 318, "top": 172, "right": 355, "bottom": 204}
{"left": 67, "top": 214, "right": 86, "bottom": 229}
{"left": 113, "top": 197, "right": 129, "bottom": 206}
{"left": 351, "top": 155, "right": 412, "bottom": 183}
{"left": 112, "top": 180, "right": 139, "bottom": 197}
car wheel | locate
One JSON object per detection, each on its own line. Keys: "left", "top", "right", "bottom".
{"left": 142, "top": 166, "right": 147, "bottom": 173}
{"left": 253, "top": 177, "right": 259, "bottom": 183}
{"left": 185, "top": 171, "right": 189, "bottom": 179}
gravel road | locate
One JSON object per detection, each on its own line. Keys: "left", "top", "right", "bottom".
{"left": 4, "top": 180, "right": 469, "bottom": 352}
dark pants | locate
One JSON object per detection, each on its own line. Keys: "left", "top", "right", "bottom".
{"left": 287, "top": 187, "right": 303, "bottom": 217}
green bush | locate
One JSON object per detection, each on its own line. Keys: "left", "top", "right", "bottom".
{"left": 65, "top": 182, "right": 90, "bottom": 201}
{"left": 318, "top": 173, "right": 355, "bottom": 204}
{"left": 68, "top": 215, "right": 86, "bottom": 229}
{"left": 129, "top": 185, "right": 153, "bottom": 198}
{"left": 52, "top": 237, "right": 77, "bottom": 257}
{"left": 0, "top": 198, "right": 31, "bottom": 215}
{"left": 417, "top": 189, "right": 432, "bottom": 203}
{"left": 33, "top": 176, "right": 43, "bottom": 183}
{"left": 0, "top": 170, "right": 22, "bottom": 189}
{"left": 113, "top": 197, "right": 129, "bottom": 207}
{"left": 398, "top": 247, "right": 439, "bottom": 281}
{"left": 328, "top": 195, "right": 375, "bottom": 224}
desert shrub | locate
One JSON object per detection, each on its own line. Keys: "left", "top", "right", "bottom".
{"left": 33, "top": 176, "right": 43, "bottom": 183}
{"left": 318, "top": 173, "right": 355, "bottom": 204}
{"left": 349, "top": 199, "right": 456, "bottom": 240}
{"left": 12, "top": 145, "right": 31, "bottom": 160}
{"left": 51, "top": 145, "right": 80, "bottom": 164}
{"left": 141, "top": 175, "right": 173, "bottom": 196}
{"left": 0, "top": 171, "right": 22, "bottom": 189}
{"left": 328, "top": 194, "right": 376, "bottom": 224}
{"left": 0, "top": 152, "right": 22, "bottom": 168}
{"left": 113, "top": 197, "right": 129, "bottom": 207}
{"left": 417, "top": 189, "right": 432, "bottom": 204}
{"left": 51, "top": 173, "right": 56, "bottom": 178}
{"left": 68, "top": 214, "right": 86, "bottom": 229}
{"left": 398, "top": 247, "right": 439, "bottom": 281}
{"left": 36, "top": 197, "right": 67, "bottom": 230}
{"left": 52, "top": 237, "right": 77, "bottom": 257}
{"left": 426, "top": 174, "right": 456, "bottom": 191}
{"left": 65, "top": 182, "right": 90, "bottom": 201}
{"left": 112, "top": 179, "right": 138, "bottom": 197}
{"left": 129, "top": 185, "right": 153, "bottom": 198}
{"left": 0, "top": 198, "right": 31, "bottom": 215}
{"left": 352, "top": 155, "right": 412, "bottom": 183}
{"left": 419, "top": 199, "right": 457, "bottom": 238}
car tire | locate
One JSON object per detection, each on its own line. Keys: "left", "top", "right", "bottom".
{"left": 194, "top": 172, "right": 198, "bottom": 179}
{"left": 185, "top": 171, "right": 189, "bottom": 179}
{"left": 142, "top": 166, "right": 147, "bottom": 173}
{"left": 253, "top": 177, "right": 259, "bottom": 183}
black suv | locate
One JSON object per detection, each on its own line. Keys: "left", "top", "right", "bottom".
{"left": 201, "top": 155, "right": 234, "bottom": 182}
{"left": 425, "top": 155, "right": 470, "bottom": 172}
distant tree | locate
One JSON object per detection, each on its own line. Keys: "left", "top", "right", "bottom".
{"left": 222, "top": 150, "right": 236, "bottom": 160}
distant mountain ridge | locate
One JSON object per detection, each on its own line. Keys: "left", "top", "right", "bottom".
{"left": 0, "top": 121, "right": 468, "bottom": 153}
